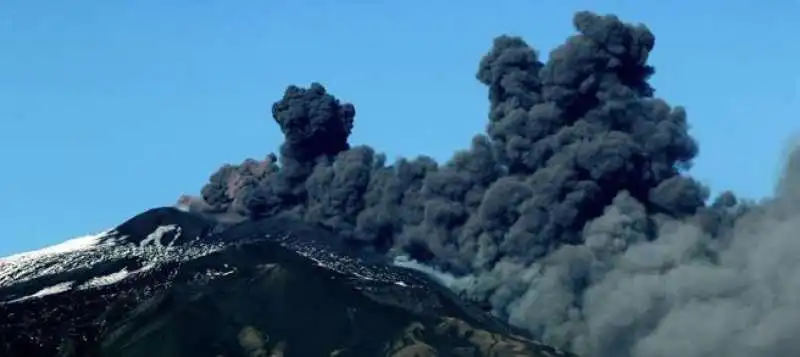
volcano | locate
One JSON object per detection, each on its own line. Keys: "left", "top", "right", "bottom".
{"left": 0, "top": 207, "right": 573, "bottom": 357}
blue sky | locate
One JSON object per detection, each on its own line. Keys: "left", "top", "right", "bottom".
{"left": 1, "top": 1, "right": 797, "bottom": 256}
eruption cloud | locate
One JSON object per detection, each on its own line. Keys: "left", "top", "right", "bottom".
{"left": 183, "top": 11, "right": 800, "bottom": 357}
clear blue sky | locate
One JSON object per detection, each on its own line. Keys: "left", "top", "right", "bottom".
{"left": 1, "top": 1, "right": 797, "bottom": 256}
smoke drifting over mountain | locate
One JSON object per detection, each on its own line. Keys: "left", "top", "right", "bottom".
{"left": 183, "top": 11, "right": 800, "bottom": 357}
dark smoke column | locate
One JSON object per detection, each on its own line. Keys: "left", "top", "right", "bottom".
{"left": 197, "top": 83, "right": 357, "bottom": 219}
{"left": 265, "top": 82, "right": 357, "bottom": 212}
{"left": 461, "top": 11, "right": 707, "bottom": 268}
{"left": 272, "top": 83, "right": 355, "bottom": 164}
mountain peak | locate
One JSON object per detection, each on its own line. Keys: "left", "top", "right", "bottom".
{"left": 0, "top": 207, "right": 574, "bottom": 357}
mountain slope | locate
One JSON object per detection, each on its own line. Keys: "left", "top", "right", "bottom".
{"left": 0, "top": 207, "right": 574, "bottom": 357}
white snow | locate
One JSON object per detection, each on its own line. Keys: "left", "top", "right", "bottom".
{"left": 139, "top": 225, "right": 179, "bottom": 248}
{"left": 0, "top": 224, "right": 229, "bottom": 300}
{"left": 0, "top": 230, "right": 112, "bottom": 287}
{"left": 9, "top": 281, "right": 74, "bottom": 302}
{"left": 81, "top": 269, "right": 131, "bottom": 288}
{"left": 76, "top": 263, "right": 161, "bottom": 289}
{"left": 0, "top": 230, "right": 111, "bottom": 264}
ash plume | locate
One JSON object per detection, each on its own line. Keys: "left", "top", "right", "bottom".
{"left": 184, "top": 11, "right": 799, "bottom": 357}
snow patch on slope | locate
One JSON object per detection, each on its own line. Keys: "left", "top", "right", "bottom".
{"left": 1, "top": 230, "right": 111, "bottom": 263}
{"left": 139, "top": 224, "right": 180, "bottom": 248}
{"left": 8, "top": 281, "right": 75, "bottom": 303}
{"left": 0, "top": 224, "right": 228, "bottom": 297}
{"left": 81, "top": 269, "right": 131, "bottom": 288}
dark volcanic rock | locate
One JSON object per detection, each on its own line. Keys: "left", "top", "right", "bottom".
{"left": 0, "top": 207, "right": 574, "bottom": 357}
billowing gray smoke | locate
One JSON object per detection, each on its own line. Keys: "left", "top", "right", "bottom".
{"left": 184, "top": 11, "right": 800, "bottom": 357}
